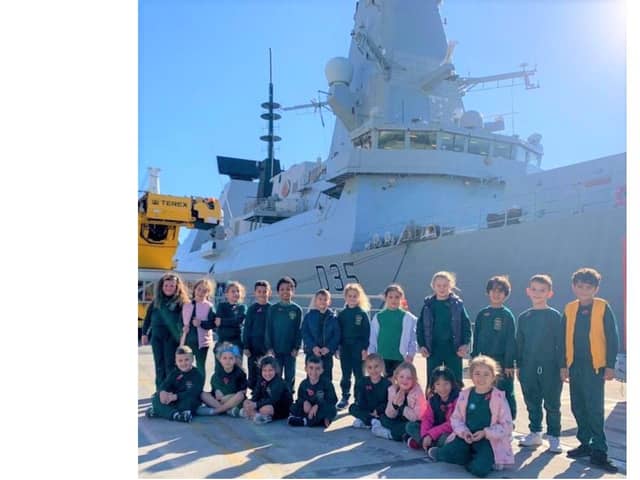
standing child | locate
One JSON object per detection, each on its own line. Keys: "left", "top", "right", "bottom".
{"left": 241, "top": 356, "right": 293, "bottom": 424}
{"left": 211, "top": 281, "right": 247, "bottom": 353}
{"left": 427, "top": 356, "right": 514, "bottom": 477}
{"left": 141, "top": 273, "right": 191, "bottom": 389}
{"left": 145, "top": 346, "right": 205, "bottom": 423}
{"left": 405, "top": 365, "right": 460, "bottom": 451}
{"left": 302, "top": 289, "right": 340, "bottom": 383}
{"left": 348, "top": 353, "right": 391, "bottom": 428}
{"left": 336, "top": 283, "right": 371, "bottom": 410}
{"left": 516, "top": 274, "right": 564, "bottom": 453}
{"left": 265, "top": 276, "right": 303, "bottom": 392}
{"left": 243, "top": 280, "right": 272, "bottom": 391}
{"left": 371, "top": 362, "right": 426, "bottom": 441}
{"left": 471, "top": 275, "right": 517, "bottom": 420}
{"left": 417, "top": 271, "right": 471, "bottom": 388}
{"left": 562, "top": 268, "right": 619, "bottom": 473}
{"left": 288, "top": 355, "right": 338, "bottom": 427}
{"left": 368, "top": 284, "right": 417, "bottom": 378}
{"left": 180, "top": 278, "right": 216, "bottom": 377}
{"left": 198, "top": 342, "right": 247, "bottom": 417}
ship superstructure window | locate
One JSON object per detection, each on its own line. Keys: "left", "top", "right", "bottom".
{"left": 493, "top": 142, "right": 513, "bottom": 160}
{"left": 353, "top": 131, "right": 372, "bottom": 149}
{"left": 468, "top": 137, "right": 490, "bottom": 156}
{"left": 439, "top": 132, "right": 465, "bottom": 152}
{"left": 378, "top": 130, "right": 405, "bottom": 150}
{"left": 409, "top": 131, "right": 437, "bottom": 150}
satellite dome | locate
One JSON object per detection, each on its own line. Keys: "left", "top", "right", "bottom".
{"left": 527, "top": 133, "right": 543, "bottom": 145}
{"left": 325, "top": 57, "right": 353, "bottom": 86}
{"left": 460, "top": 110, "right": 483, "bottom": 129}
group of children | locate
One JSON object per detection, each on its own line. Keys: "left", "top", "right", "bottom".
{"left": 141, "top": 267, "right": 620, "bottom": 476}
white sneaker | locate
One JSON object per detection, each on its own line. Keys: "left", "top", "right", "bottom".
{"left": 546, "top": 435, "right": 564, "bottom": 453}
{"left": 519, "top": 432, "right": 543, "bottom": 447}
{"left": 253, "top": 413, "right": 273, "bottom": 425}
{"left": 371, "top": 424, "right": 393, "bottom": 440}
{"left": 371, "top": 418, "right": 382, "bottom": 429}
{"left": 352, "top": 418, "right": 368, "bottom": 429}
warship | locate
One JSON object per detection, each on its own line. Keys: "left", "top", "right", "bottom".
{"left": 175, "top": 0, "right": 626, "bottom": 349}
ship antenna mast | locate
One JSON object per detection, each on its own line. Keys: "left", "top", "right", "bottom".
{"left": 259, "top": 48, "right": 281, "bottom": 197}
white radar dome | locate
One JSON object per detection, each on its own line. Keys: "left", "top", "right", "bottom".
{"left": 460, "top": 110, "right": 484, "bottom": 129}
{"left": 325, "top": 57, "right": 353, "bottom": 86}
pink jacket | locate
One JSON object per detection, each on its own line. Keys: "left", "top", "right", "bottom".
{"left": 419, "top": 393, "right": 458, "bottom": 441}
{"left": 447, "top": 387, "right": 514, "bottom": 465}
{"left": 182, "top": 300, "right": 214, "bottom": 348}
{"left": 384, "top": 383, "right": 426, "bottom": 422}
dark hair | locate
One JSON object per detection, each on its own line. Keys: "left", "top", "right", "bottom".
{"left": 428, "top": 365, "right": 457, "bottom": 395}
{"left": 572, "top": 267, "right": 601, "bottom": 287}
{"left": 176, "top": 345, "right": 193, "bottom": 356}
{"left": 258, "top": 355, "right": 280, "bottom": 374}
{"left": 529, "top": 273, "right": 553, "bottom": 289}
{"left": 305, "top": 355, "right": 322, "bottom": 366}
{"left": 254, "top": 280, "right": 271, "bottom": 291}
{"left": 276, "top": 276, "right": 297, "bottom": 291}
{"left": 486, "top": 275, "right": 511, "bottom": 297}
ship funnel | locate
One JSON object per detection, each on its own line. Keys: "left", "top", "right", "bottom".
{"left": 325, "top": 57, "right": 353, "bottom": 86}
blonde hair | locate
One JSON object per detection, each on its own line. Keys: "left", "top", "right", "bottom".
{"left": 309, "top": 288, "right": 331, "bottom": 310}
{"left": 364, "top": 353, "right": 385, "bottom": 376}
{"left": 382, "top": 283, "right": 405, "bottom": 310}
{"left": 344, "top": 283, "right": 371, "bottom": 312}
{"left": 392, "top": 361, "right": 418, "bottom": 387}
{"left": 225, "top": 281, "right": 246, "bottom": 303}
{"left": 192, "top": 278, "right": 215, "bottom": 300}
{"left": 469, "top": 355, "right": 499, "bottom": 380}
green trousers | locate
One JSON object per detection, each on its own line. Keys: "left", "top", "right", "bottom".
{"left": 339, "top": 345, "right": 364, "bottom": 398}
{"left": 496, "top": 373, "right": 516, "bottom": 420}
{"left": 151, "top": 393, "right": 196, "bottom": 420}
{"left": 349, "top": 404, "right": 376, "bottom": 426}
{"left": 405, "top": 421, "right": 448, "bottom": 446}
{"left": 290, "top": 402, "right": 337, "bottom": 427}
{"left": 569, "top": 363, "right": 607, "bottom": 453}
{"left": 427, "top": 347, "right": 463, "bottom": 387}
{"left": 380, "top": 414, "right": 409, "bottom": 441}
{"left": 437, "top": 436, "right": 495, "bottom": 478}
{"left": 185, "top": 332, "right": 209, "bottom": 378}
{"left": 519, "top": 365, "right": 562, "bottom": 437}
{"left": 150, "top": 326, "right": 179, "bottom": 390}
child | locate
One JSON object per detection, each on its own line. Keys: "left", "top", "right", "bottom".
{"left": 371, "top": 362, "right": 426, "bottom": 441}
{"left": 471, "top": 275, "right": 517, "bottom": 420}
{"left": 427, "top": 356, "right": 514, "bottom": 477}
{"left": 302, "top": 289, "right": 340, "bottom": 383}
{"left": 198, "top": 342, "right": 247, "bottom": 416}
{"left": 368, "top": 284, "right": 417, "bottom": 378}
{"left": 241, "top": 355, "right": 293, "bottom": 424}
{"left": 212, "top": 281, "right": 247, "bottom": 351}
{"left": 405, "top": 365, "right": 460, "bottom": 450}
{"left": 337, "top": 283, "right": 371, "bottom": 409}
{"left": 141, "top": 273, "right": 191, "bottom": 389}
{"left": 145, "top": 345, "right": 205, "bottom": 423}
{"left": 180, "top": 278, "right": 216, "bottom": 377}
{"left": 288, "top": 355, "right": 338, "bottom": 427}
{"left": 417, "top": 271, "right": 471, "bottom": 387}
{"left": 242, "top": 280, "right": 272, "bottom": 391}
{"left": 562, "top": 268, "right": 619, "bottom": 473}
{"left": 348, "top": 353, "right": 391, "bottom": 428}
{"left": 516, "top": 274, "right": 564, "bottom": 453}
{"left": 265, "top": 276, "right": 303, "bottom": 392}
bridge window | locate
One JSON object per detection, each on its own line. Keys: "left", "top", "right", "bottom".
{"left": 378, "top": 130, "right": 405, "bottom": 150}
{"left": 409, "top": 131, "right": 437, "bottom": 150}
{"left": 468, "top": 137, "right": 490, "bottom": 156}
{"left": 440, "top": 132, "right": 465, "bottom": 152}
{"left": 493, "top": 142, "right": 512, "bottom": 160}
{"left": 353, "top": 131, "right": 372, "bottom": 149}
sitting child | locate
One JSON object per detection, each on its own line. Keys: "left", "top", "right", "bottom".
{"left": 428, "top": 355, "right": 514, "bottom": 477}
{"left": 348, "top": 353, "right": 391, "bottom": 428}
{"left": 288, "top": 355, "right": 338, "bottom": 428}
{"left": 145, "top": 345, "right": 205, "bottom": 423}
{"left": 371, "top": 362, "right": 426, "bottom": 441}
{"left": 241, "top": 356, "right": 292, "bottom": 425}
{"left": 198, "top": 342, "right": 247, "bottom": 416}
{"left": 406, "top": 365, "right": 459, "bottom": 450}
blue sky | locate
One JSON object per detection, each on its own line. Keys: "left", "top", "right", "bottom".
{"left": 139, "top": 0, "right": 626, "bottom": 198}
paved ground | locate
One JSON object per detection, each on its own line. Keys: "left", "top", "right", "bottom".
{"left": 138, "top": 345, "right": 626, "bottom": 478}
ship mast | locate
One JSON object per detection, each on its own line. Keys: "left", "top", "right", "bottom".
{"left": 258, "top": 48, "right": 281, "bottom": 198}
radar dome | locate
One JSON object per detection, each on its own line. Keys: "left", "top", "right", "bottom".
{"left": 460, "top": 110, "right": 483, "bottom": 129}
{"left": 527, "top": 133, "right": 543, "bottom": 145}
{"left": 325, "top": 57, "right": 353, "bottom": 86}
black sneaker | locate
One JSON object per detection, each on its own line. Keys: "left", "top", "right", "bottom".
{"left": 145, "top": 407, "right": 156, "bottom": 418}
{"left": 175, "top": 410, "right": 193, "bottom": 423}
{"left": 567, "top": 444, "right": 591, "bottom": 458}
{"left": 288, "top": 416, "right": 306, "bottom": 427}
{"left": 336, "top": 397, "right": 349, "bottom": 410}
{"left": 590, "top": 451, "right": 618, "bottom": 473}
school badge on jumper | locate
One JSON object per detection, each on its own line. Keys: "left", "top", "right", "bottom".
{"left": 223, "top": 377, "right": 230, "bottom": 384}
{"left": 355, "top": 315, "right": 363, "bottom": 325}
{"left": 289, "top": 311, "right": 297, "bottom": 320}
{"left": 317, "top": 390, "right": 325, "bottom": 401}
{"left": 493, "top": 317, "right": 503, "bottom": 330}
{"left": 307, "top": 389, "right": 315, "bottom": 397}
{"left": 186, "top": 381, "right": 193, "bottom": 389}
{"left": 483, "top": 311, "right": 490, "bottom": 317}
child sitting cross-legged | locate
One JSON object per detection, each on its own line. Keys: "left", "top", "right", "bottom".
{"left": 198, "top": 342, "right": 247, "bottom": 417}
{"left": 288, "top": 355, "right": 338, "bottom": 428}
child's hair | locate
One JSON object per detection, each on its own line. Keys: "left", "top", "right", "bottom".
{"left": 192, "top": 278, "right": 215, "bottom": 299}
{"left": 176, "top": 345, "right": 193, "bottom": 356}
{"left": 468, "top": 355, "right": 500, "bottom": 380}
{"left": 431, "top": 271, "right": 459, "bottom": 293}
{"left": 216, "top": 341, "right": 241, "bottom": 360}
{"left": 364, "top": 353, "right": 385, "bottom": 376}
{"left": 392, "top": 361, "right": 418, "bottom": 385}
{"left": 254, "top": 280, "right": 272, "bottom": 291}
{"left": 344, "top": 283, "right": 371, "bottom": 312}
{"left": 305, "top": 354, "right": 322, "bottom": 366}
{"left": 572, "top": 267, "right": 601, "bottom": 287}
{"left": 309, "top": 288, "right": 331, "bottom": 309}
{"left": 276, "top": 276, "right": 297, "bottom": 291}
{"left": 154, "top": 273, "right": 190, "bottom": 308}
{"left": 486, "top": 275, "right": 511, "bottom": 297}
{"left": 258, "top": 355, "right": 280, "bottom": 375}
{"left": 382, "top": 283, "right": 405, "bottom": 309}
{"left": 529, "top": 273, "right": 553, "bottom": 289}
{"left": 428, "top": 365, "right": 457, "bottom": 395}
{"left": 225, "top": 281, "right": 246, "bottom": 303}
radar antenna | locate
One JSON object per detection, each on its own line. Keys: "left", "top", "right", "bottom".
{"left": 458, "top": 63, "right": 540, "bottom": 95}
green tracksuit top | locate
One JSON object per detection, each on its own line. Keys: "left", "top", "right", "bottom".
{"left": 212, "top": 364, "right": 248, "bottom": 396}
{"left": 293, "top": 377, "right": 338, "bottom": 408}
{"left": 354, "top": 376, "right": 391, "bottom": 416}
{"left": 565, "top": 302, "right": 619, "bottom": 368}
{"left": 159, "top": 367, "right": 205, "bottom": 410}
{"left": 472, "top": 306, "right": 517, "bottom": 368}
{"left": 264, "top": 301, "right": 303, "bottom": 354}
{"left": 377, "top": 309, "right": 405, "bottom": 361}
{"left": 516, "top": 307, "right": 564, "bottom": 371}
{"left": 338, "top": 306, "right": 370, "bottom": 351}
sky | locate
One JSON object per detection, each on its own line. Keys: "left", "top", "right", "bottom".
{"left": 139, "top": 0, "right": 626, "bottom": 199}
